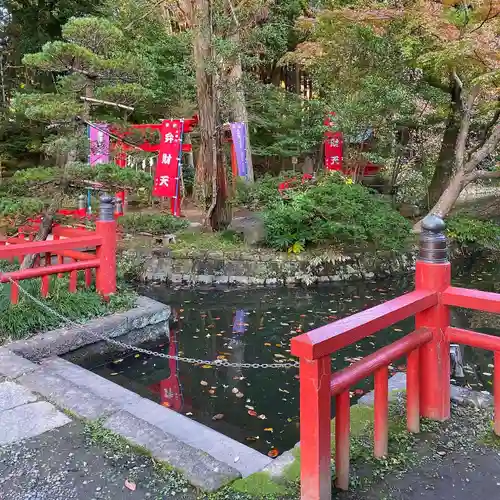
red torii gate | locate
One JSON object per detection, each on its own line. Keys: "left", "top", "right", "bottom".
{"left": 110, "top": 116, "right": 199, "bottom": 212}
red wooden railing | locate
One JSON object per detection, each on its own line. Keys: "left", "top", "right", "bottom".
{"left": 291, "top": 215, "right": 500, "bottom": 500}
{"left": 0, "top": 195, "right": 117, "bottom": 303}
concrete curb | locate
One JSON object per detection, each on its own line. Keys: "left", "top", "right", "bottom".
{"left": 7, "top": 296, "right": 170, "bottom": 361}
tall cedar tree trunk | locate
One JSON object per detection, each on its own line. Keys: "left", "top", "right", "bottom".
{"left": 192, "top": 0, "right": 231, "bottom": 230}
{"left": 227, "top": 36, "right": 254, "bottom": 183}
{"left": 417, "top": 88, "right": 500, "bottom": 229}
{"left": 426, "top": 78, "right": 462, "bottom": 207}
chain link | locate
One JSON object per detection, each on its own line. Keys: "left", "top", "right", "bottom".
{"left": 1, "top": 272, "right": 299, "bottom": 369}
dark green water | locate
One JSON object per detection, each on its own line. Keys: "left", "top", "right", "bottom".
{"left": 76, "top": 256, "right": 500, "bottom": 456}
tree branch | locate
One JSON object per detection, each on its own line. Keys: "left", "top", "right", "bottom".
{"left": 464, "top": 121, "right": 500, "bottom": 173}
{"left": 464, "top": 169, "right": 500, "bottom": 183}
{"left": 80, "top": 96, "right": 134, "bottom": 111}
{"left": 455, "top": 85, "right": 479, "bottom": 170}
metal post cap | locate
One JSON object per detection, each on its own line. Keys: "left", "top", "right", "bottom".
{"left": 421, "top": 214, "right": 446, "bottom": 234}
{"left": 99, "top": 194, "right": 115, "bottom": 221}
{"left": 419, "top": 214, "right": 448, "bottom": 263}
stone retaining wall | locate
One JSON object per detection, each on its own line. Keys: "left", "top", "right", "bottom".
{"left": 7, "top": 296, "right": 170, "bottom": 361}
{"left": 124, "top": 247, "right": 417, "bottom": 285}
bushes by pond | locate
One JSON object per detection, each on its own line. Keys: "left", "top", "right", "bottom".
{"left": 259, "top": 174, "right": 412, "bottom": 251}
{"left": 118, "top": 212, "right": 189, "bottom": 236}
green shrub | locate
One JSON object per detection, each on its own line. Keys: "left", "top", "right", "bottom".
{"left": 118, "top": 212, "right": 189, "bottom": 235}
{"left": 262, "top": 176, "right": 411, "bottom": 251}
{"left": 446, "top": 216, "right": 500, "bottom": 250}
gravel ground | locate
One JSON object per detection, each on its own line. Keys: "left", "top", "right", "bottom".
{"left": 343, "top": 403, "right": 500, "bottom": 500}
{"left": 0, "top": 421, "right": 198, "bottom": 500}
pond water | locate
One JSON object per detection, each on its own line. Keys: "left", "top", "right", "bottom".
{"left": 73, "top": 256, "right": 500, "bottom": 457}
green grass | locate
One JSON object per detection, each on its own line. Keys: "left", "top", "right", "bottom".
{"left": 0, "top": 259, "right": 136, "bottom": 343}
{"left": 171, "top": 230, "right": 247, "bottom": 253}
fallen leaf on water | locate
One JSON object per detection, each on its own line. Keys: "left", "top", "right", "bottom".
{"left": 245, "top": 436, "right": 259, "bottom": 442}
{"left": 248, "top": 410, "right": 257, "bottom": 417}
{"left": 245, "top": 405, "right": 254, "bottom": 410}
{"left": 274, "top": 354, "right": 286, "bottom": 359}
{"left": 186, "top": 412, "right": 193, "bottom": 416}
{"left": 264, "top": 343, "right": 271, "bottom": 347}
{"left": 110, "top": 372, "right": 118, "bottom": 376}
{"left": 161, "top": 402, "right": 171, "bottom": 407}
{"left": 113, "top": 359, "right": 123, "bottom": 364}
{"left": 232, "top": 388, "right": 240, "bottom": 394}
{"left": 258, "top": 414, "right": 267, "bottom": 420}
{"left": 200, "top": 381, "right": 208, "bottom": 386}
{"left": 236, "top": 392, "right": 244, "bottom": 398}
{"left": 212, "top": 413, "right": 224, "bottom": 421}
{"left": 202, "top": 365, "right": 212, "bottom": 369}
{"left": 264, "top": 428, "right": 273, "bottom": 432}
{"left": 268, "top": 449, "right": 279, "bottom": 458}
{"left": 208, "top": 389, "right": 216, "bottom": 395}
{"left": 394, "top": 328, "right": 403, "bottom": 332}
{"left": 125, "top": 479, "right": 136, "bottom": 491}
{"left": 134, "top": 354, "right": 140, "bottom": 358}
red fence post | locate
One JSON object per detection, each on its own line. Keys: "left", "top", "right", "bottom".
{"left": 299, "top": 356, "right": 332, "bottom": 500}
{"left": 415, "top": 215, "right": 451, "bottom": 421}
{"left": 95, "top": 195, "right": 117, "bottom": 299}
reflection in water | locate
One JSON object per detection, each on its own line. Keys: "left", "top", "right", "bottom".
{"left": 74, "top": 256, "right": 500, "bottom": 455}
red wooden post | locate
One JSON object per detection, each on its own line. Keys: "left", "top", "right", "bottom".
{"left": 85, "top": 268, "right": 92, "bottom": 288}
{"left": 335, "top": 390, "right": 350, "bottom": 491}
{"left": 415, "top": 215, "right": 451, "bottom": 421}
{"left": 299, "top": 356, "right": 332, "bottom": 500}
{"left": 495, "top": 351, "right": 500, "bottom": 436}
{"left": 41, "top": 255, "right": 50, "bottom": 297}
{"left": 95, "top": 195, "right": 117, "bottom": 298}
{"left": 374, "top": 366, "right": 388, "bottom": 458}
{"left": 406, "top": 348, "right": 420, "bottom": 433}
{"left": 69, "top": 258, "right": 77, "bottom": 293}
{"left": 10, "top": 280, "right": 19, "bottom": 305}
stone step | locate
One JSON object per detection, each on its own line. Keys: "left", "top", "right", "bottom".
{"left": 41, "top": 357, "right": 272, "bottom": 477}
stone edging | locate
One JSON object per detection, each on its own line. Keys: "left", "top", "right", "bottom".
{"left": 7, "top": 296, "right": 170, "bottom": 361}
{"left": 123, "top": 247, "right": 417, "bottom": 286}
{"left": 0, "top": 350, "right": 272, "bottom": 491}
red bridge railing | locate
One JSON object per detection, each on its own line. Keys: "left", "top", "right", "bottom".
{"left": 291, "top": 215, "right": 500, "bottom": 500}
{"left": 0, "top": 195, "right": 117, "bottom": 302}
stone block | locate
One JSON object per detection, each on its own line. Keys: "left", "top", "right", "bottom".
{"left": 195, "top": 275, "right": 214, "bottom": 284}
{"left": 358, "top": 372, "right": 407, "bottom": 406}
{"left": 450, "top": 384, "right": 493, "bottom": 408}
{"left": 0, "top": 401, "right": 71, "bottom": 445}
{"left": 123, "top": 398, "right": 272, "bottom": 478}
{"left": 0, "top": 381, "right": 37, "bottom": 411}
{"left": 103, "top": 411, "right": 240, "bottom": 491}
{"left": 19, "top": 367, "right": 117, "bottom": 420}
{"left": 214, "top": 276, "right": 229, "bottom": 284}
{"left": 0, "top": 349, "right": 39, "bottom": 378}
{"left": 265, "top": 277, "right": 278, "bottom": 286}
{"left": 40, "top": 357, "right": 141, "bottom": 407}
{"left": 171, "top": 258, "right": 194, "bottom": 275}
{"left": 171, "top": 273, "right": 183, "bottom": 283}
{"left": 261, "top": 449, "right": 296, "bottom": 479}
{"left": 123, "top": 296, "right": 170, "bottom": 330}
{"left": 229, "top": 276, "right": 249, "bottom": 285}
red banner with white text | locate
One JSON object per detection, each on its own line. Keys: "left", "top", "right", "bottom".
{"left": 153, "top": 119, "right": 182, "bottom": 198}
{"left": 324, "top": 131, "right": 343, "bottom": 171}
{"left": 324, "top": 112, "right": 343, "bottom": 171}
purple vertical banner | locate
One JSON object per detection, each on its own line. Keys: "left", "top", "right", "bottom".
{"left": 88, "top": 123, "right": 110, "bottom": 166}
{"left": 230, "top": 122, "right": 248, "bottom": 177}
{"left": 232, "top": 309, "right": 247, "bottom": 335}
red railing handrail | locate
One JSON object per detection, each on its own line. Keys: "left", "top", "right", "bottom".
{"left": 0, "top": 259, "right": 101, "bottom": 282}
{"left": 0, "top": 235, "right": 102, "bottom": 259}
{"left": 330, "top": 328, "right": 432, "bottom": 396}
{"left": 291, "top": 290, "right": 438, "bottom": 359}
{"left": 443, "top": 286, "right": 500, "bottom": 314}
{"left": 447, "top": 326, "right": 500, "bottom": 351}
